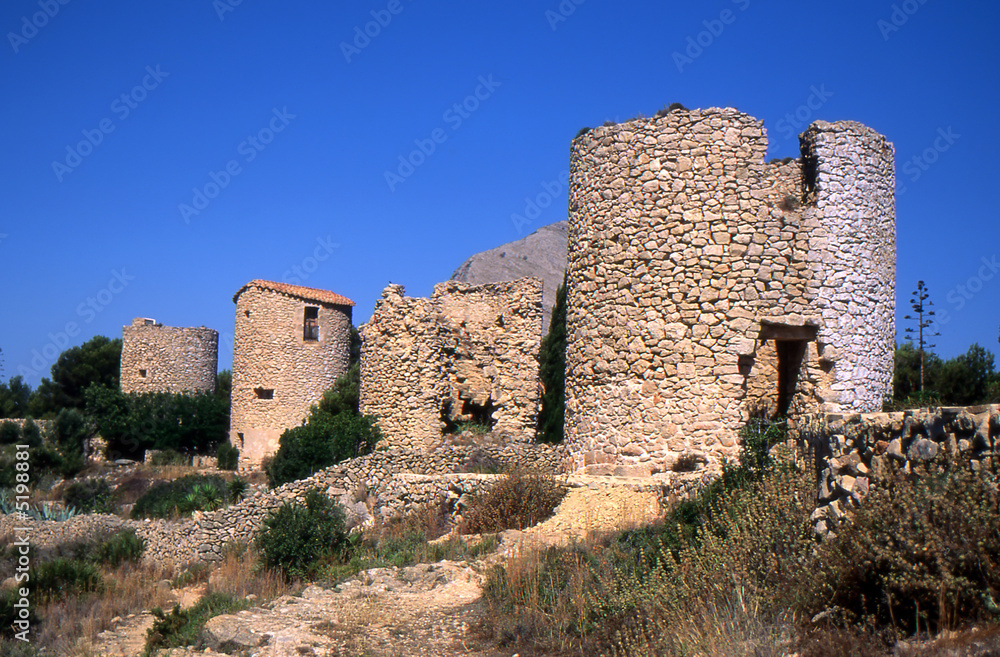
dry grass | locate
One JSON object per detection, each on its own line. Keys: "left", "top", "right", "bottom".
{"left": 33, "top": 561, "right": 175, "bottom": 655}
{"left": 205, "top": 543, "right": 293, "bottom": 602}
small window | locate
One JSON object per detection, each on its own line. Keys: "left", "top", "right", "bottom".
{"left": 138, "top": 369, "right": 147, "bottom": 378}
{"left": 254, "top": 387, "right": 274, "bottom": 400}
{"left": 303, "top": 306, "right": 319, "bottom": 341}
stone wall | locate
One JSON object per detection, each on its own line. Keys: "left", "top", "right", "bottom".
{"left": 793, "top": 405, "right": 1000, "bottom": 536}
{"left": 564, "top": 107, "right": 895, "bottom": 475}
{"left": 0, "top": 441, "right": 569, "bottom": 569}
{"left": 230, "top": 281, "right": 354, "bottom": 469}
{"left": 120, "top": 319, "right": 218, "bottom": 395}
{"left": 360, "top": 278, "right": 543, "bottom": 451}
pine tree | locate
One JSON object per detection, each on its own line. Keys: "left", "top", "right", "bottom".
{"left": 536, "top": 277, "right": 566, "bottom": 443}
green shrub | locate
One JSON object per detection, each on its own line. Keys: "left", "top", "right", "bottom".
{"left": 257, "top": 490, "right": 350, "bottom": 579}
{"left": 216, "top": 440, "right": 239, "bottom": 470}
{"left": 0, "top": 586, "right": 37, "bottom": 641}
{"left": 0, "top": 422, "right": 20, "bottom": 445}
{"left": 19, "top": 420, "right": 41, "bottom": 449}
{"left": 266, "top": 412, "right": 380, "bottom": 487}
{"left": 93, "top": 529, "right": 146, "bottom": 567}
{"left": 130, "top": 474, "right": 229, "bottom": 519}
{"left": 226, "top": 478, "right": 248, "bottom": 503}
{"left": 31, "top": 558, "right": 102, "bottom": 603}
{"left": 804, "top": 457, "right": 1000, "bottom": 634}
{"left": 536, "top": 278, "right": 566, "bottom": 443}
{"left": 63, "top": 478, "right": 115, "bottom": 514}
{"left": 149, "top": 449, "right": 188, "bottom": 466}
{"left": 462, "top": 469, "right": 567, "bottom": 534}
{"left": 144, "top": 592, "right": 248, "bottom": 654}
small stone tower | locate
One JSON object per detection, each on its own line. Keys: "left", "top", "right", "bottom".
{"left": 230, "top": 280, "right": 354, "bottom": 468}
{"left": 564, "top": 107, "right": 895, "bottom": 474}
{"left": 120, "top": 318, "right": 218, "bottom": 394}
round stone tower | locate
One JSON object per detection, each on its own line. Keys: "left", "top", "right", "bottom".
{"left": 120, "top": 318, "right": 219, "bottom": 394}
{"left": 563, "top": 107, "right": 894, "bottom": 475}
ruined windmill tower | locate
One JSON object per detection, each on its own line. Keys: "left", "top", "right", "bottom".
{"left": 563, "top": 107, "right": 895, "bottom": 474}
{"left": 120, "top": 318, "right": 219, "bottom": 394}
{"left": 229, "top": 280, "right": 355, "bottom": 469}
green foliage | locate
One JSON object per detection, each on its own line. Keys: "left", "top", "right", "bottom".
{"left": 536, "top": 278, "right": 566, "bottom": 444}
{"left": 0, "top": 586, "right": 37, "bottom": 641}
{"left": 574, "top": 126, "right": 591, "bottom": 139}
{"left": 892, "top": 342, "right": 999, "bottom": 406}
{"left": 226, "top": 478, "right": 248, "bottom": 502}
{"left": 149, "top": 449, "right": 188, "bottom": 466}
{"left": 50, "top": 407, "right": 89, "bottom": 477}
{"left": 0, "top": 421, "right": 20, "bottom": 445}
{"left": 0, "top": 376, "right": 31, "bottom": 418}
{"left": 805, "top": 458, "right": 1000, "bottom": 634}
{"left": 257, "top": 490, "right": 350, "bottom": 579}
{"left": 462, "top": 469, "right": 567, "bottom": 534}
{"left": 216, "top": 440, "right": 239, "bottom": 470}
{"left": 85, "top": 384, "right": 230, "bottom": 460}
{"left": 63, "top": 478, "right": 115, "bottom": 514}
{"left": 19, "top": 420, "right": 42, "bottom": 448}
{"left": 266, "top": 370, "right": 380, "bottom": 486}
{"left": 144, "top": 593, "right": 248, "bottom": 654}
{"left": 130, "top": 474, "right": 229, "bottom": 519}
{"left": 92, "top": 529, "right": 146, "bottom": 567}
{"left": 27, "top": 336, "right": 121, "bottom": 418}
{"left": 214, "top": 369, "right": 231, "bottom": 403}
{"left": 31, "top": 558, "right": 102, "bottom": 603}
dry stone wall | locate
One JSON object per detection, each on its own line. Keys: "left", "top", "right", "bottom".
{"left": 564, "top": 107, "right": 895, "bottom": 475}
{"left": 793, "top": 405, "right": 1000, "bottom": 536}
{"left": 230, "top": 281, "right": 354, "bottom": 469}
{"left": 0, "top": 441, "right": 567, "bottom": 569}
{"left": 120, "top": 319, "right": 218, "bottom": 394}
{"left": 360, "top": 278, "right": 543, "bottom": 450}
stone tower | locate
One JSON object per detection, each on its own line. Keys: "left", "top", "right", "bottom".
{"left": 564, "top": 107, "right": 895, "bottom": 474}
{"left": 120, "top": 318, "right": 218, "bottom": 394}
{"left": 230, "top": 280, "right": 354, "bottom": 468}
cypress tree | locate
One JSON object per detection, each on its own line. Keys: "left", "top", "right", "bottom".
{"left": 536, "top": 277, "right": 566, "bottom": 443}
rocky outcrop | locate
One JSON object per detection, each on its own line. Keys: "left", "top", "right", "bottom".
{"left": 450, "top": 221, "right": 567, "bottom": 332}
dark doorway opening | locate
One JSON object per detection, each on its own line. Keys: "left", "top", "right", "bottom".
{"left": 775, "top": 339, "right": 807, "bottom": 418}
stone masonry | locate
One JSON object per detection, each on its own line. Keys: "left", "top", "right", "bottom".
{"left": 360, "top": 278, "right": 543, "bottom": 451}
{"left": 120, "top": 318, "right": 218, "bottom": 394}
{"left": 230, "top": 280, "right": 354, "bottom": 469}
{"left": 565, "top": 107, "right": 895, "bottom": 474}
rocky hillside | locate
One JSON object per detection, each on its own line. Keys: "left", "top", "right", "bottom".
{"left": 450, "top": 221, "right": 567, "bottom": 332}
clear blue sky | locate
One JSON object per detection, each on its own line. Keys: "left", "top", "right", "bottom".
{"left": 1, "top": 1, "right": 997, "bottom": 386}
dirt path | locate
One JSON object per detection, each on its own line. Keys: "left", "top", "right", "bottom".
{"left": 90, "top": 481, "right": 662, "bottom": 656}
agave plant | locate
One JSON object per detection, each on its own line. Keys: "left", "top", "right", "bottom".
{"left": 30, "top": 502, "right": 79, "bottom": 522}
{"left": 0, "top": 489, "right": 16, "bottom": 515}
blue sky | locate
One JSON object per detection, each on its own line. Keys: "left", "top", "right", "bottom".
{"left": 1, "top": 1, "right": 997, "bottom": 386}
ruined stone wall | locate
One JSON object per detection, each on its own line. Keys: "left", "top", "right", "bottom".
{"left": 230, "top": 283, "right": 353, "bottom": 468}
{"left": 793, "top": 405, "right": 999, "bottom": 536}
{"left": 360, "top": 278, "right": 543, "bottom": 451}
{"left": 120, "top": 319, "right": 218, "bottom": 394}
{"left": 564, "top": 107, "right": 894, "bottom": 474}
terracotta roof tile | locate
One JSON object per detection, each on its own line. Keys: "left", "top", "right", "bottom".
{"left": 233, "top": 280, "right": 355, "bottom": 307}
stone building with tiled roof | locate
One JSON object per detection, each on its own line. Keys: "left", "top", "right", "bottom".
{"left": 230, "top": 280, "right": 354, "bottom": 468}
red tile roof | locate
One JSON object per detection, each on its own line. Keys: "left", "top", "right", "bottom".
{"left": 233, "top": 280, "right": 355, "bottom": 307}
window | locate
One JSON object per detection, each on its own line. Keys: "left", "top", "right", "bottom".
{"left": 139, "top": 369, "right": 147, "bottom": 378}
{"left": 254, "top": 387, "right": 274, "bottom": 400}
{"left": 303, "top": 306, "right": 319, "bottom": 341}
